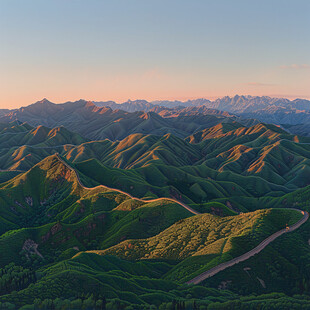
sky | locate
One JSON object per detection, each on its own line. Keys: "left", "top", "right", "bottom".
{"left": 0, "top": 0, "right": 310, "bottom": 109}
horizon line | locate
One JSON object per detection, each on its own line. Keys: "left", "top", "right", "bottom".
{"left": 4, "top": 94, "right": 310, "bottom": 110}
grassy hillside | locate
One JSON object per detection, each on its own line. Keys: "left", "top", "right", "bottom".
{"left": 0, "top": 121, "right": 86, "bottom": 171}
{"left": 2, "top": 122, "right": 310, "bottom": 213}
{"left": 1, "top": 118, "right": 310, "bottom": 308}
{"left": 78, "top": 209, "right": 302, "bottom": 282}
{"left": 0, "top": 155, "right": 308, "bottom": 308}
{"left": 201, "top": 216, "right": 310, "bottom": 297}
{"left": 0, "top": 121, "right": 85, "bottom": 148}
{"left": 0, "top": 155, "right": 195, "bottom": 267}
{"left": 2, "top": 253, "right": 310, "bottom": 309}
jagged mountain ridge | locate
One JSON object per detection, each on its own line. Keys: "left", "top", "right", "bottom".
{"left": 0, "top": 99, "right": 243, "bottom": 140}
{"left": 1, "top": 99, "right": 310, "bottom": 308}
{"left": 3, "top": 95, "right": 310, "bottom": 130}
{"left": 93, "top": 98, "right": 211, "bottom": 111}
{"left": 94, "top": 96, "right": 310, "bottom": 134}
{"left": 94, "top": 95, "right": 310, "bottom": 114}
{"left": 2, "top": 120, "right": 310, "bottom": 206}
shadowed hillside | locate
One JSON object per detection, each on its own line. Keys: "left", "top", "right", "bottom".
{"left": 81, "top": 209, "right": 302, "bottom": 281}
{"left": 0, "top": 155, "right": 308, "bottom": 308}
{"left": 0, "top": 99, "right": 248, "bottom": 140}
{"left": 2, "top": 100, "right": 310, "bottom": 308}
{"left": 3, "top": 122, "right": 310, "bottom": 211}
{"left": 0, "top": 155, "right": 197, "bottom": 267}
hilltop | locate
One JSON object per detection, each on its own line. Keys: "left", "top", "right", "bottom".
{"left": 83, "top": 209, "right": 302, "bottom": 281}
{"left": 2, "top": 121, "right": 310, "bottom": 210}
{"left": 0, "top": 155, "right": 196, "bottom": 266}
{"left": 0, "top": 154, "right": 308, "bottom": 308}
{"left": 3, "top": 96, "right": 310, "bottom": 138}
{"left": 1, "top": 97, "right": 310, "bottom": 308}
{"left": 0, "top": 121, "right": 86, "bottom": 170}
{"left": 0, "top": 99, "right": 237, "bottom": 141}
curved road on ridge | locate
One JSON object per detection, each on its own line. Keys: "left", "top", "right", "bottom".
{"left": 186, "top": 209, "right": 309, "bottom": 285}
{"left": 55, "top": 154, "right": 200, "bottom": 215}
{"left": 55, "top": 154, "right": 309, "bottom": 284}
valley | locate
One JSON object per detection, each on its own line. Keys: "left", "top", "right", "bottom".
{"left": 1, "top": 98, "right": 310, "bottom": 309}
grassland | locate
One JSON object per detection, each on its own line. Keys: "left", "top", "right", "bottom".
{"left": 0, "top": 120, "right": 310, "bottom": 308}
{"left": 0, "top": 155, "right": 196, "bottom": 267}
{"left": 79, "top": 209, "right": 302, "bottom": 282}
{"left": 2, "top": 121, "right": 310, "bottom": 213}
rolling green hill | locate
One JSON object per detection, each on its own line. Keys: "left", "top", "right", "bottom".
{"left": 1, "top": 116, "right": 310, "bottom": 308}
{"left": 0, "top": 121, "right": 86, "bottom": 148}
{"left": 80, "top": 209, "right": 302, "bottom": 282}
{"left": 0, "top": 121, "right": 86, "bottom": 171}
{"left": 199, "top": 214, "right": 310, "bottom": 297}
{"left": 2, "top": 256, "right": 310, "bottom": 309}
{"left": 3, "top": 122, "right": 310, "bottom": 211}
{"left": 0, "top": 155, "right": 197, "bottom": 267}
{"left": 0, "top": 207, "right": 308, "bottom": 309}
{"left": 63, "top": 123, "right": 310, "bottom": 213}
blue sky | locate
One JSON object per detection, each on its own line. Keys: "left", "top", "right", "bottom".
{"left": 1, "top": 0, "right": 309, "bottom": 108}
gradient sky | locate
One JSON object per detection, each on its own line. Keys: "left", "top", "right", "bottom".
{"left": 1, "top": 0, "right": 310, "bottom": 108}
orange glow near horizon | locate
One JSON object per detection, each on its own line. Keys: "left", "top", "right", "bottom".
{"left": 2, "top": 92, "right": 310, "bottom": 110}
{"left": 1, "top": 66, "right": 309, "bottom": 109}
{"left": 1, "top": 1, "right": 309, "bottom": 109}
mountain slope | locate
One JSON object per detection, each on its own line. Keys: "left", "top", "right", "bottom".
{"left": 0, "top": 155, "right": 196, "bottom": 267}
{"left": 0, "top": 121, "right": 86, "bottom": 148}
{"left": 78, "top": 208, "right": 302, "bottom": 282}
{"left": 0, "top": 99, "right": 246, "bottom": 140}
{"left": 3, "top": 122, "right": 310, "bottom": 209}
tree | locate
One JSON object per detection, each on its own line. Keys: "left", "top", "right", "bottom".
{"left": 70, "top": 299, "right": 83, "bottom": 309}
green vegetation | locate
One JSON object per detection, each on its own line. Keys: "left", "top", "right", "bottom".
{"left": 2, "top": 254, "right": 310, "bottom": 309}
{"left": 83, "top": 209, "right": 302, "bottom": 282}
{"left": 0, "top": 121, "right": 86, "bottom": 170}
{"left": 2, "top": 122, "right": 310, "bottom": 209}
{"left": 0, "top": 119, "right": 310, "bottom": 308}
{"left": 0, "top": 155, "right": 194, "bottom": 267}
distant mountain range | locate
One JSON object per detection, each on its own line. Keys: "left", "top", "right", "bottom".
{"left": 93, "top": 98, "right": 211, "bottom": 111}
{"left": 2, "top": 96, "right": 310, "bottom": 308}
{"left": 95, "top": 95, "right": 310, "bottom": 133}
{"left": 0, "top": 99, "right": 255, "bottom": 141}
{"left": 2, "top": 95, "right": 310, "bottom": 138}
{"left": 3, "top": 95, "right": 310, "bottom": 134}
{"left": 204, "top": 95, "right": 310, "bottom": 114}
{"left": 0, "top": 109, "right": 10, "bottom": 116}
{"left": 93, "top": 95, "right": 310, "bottom": 115}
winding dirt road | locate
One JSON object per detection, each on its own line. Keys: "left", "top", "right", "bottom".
{"left": 186, "top": 209, "right": 309, "bottom": 285}
{"left": 55, "top": 154, "right": 309, "bottom": 285}
{"left": 55, "top": 154, "right": 200, "bottom": 215}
